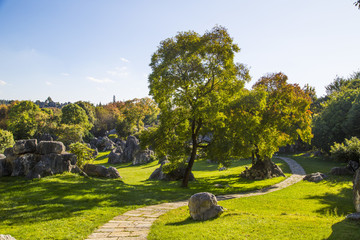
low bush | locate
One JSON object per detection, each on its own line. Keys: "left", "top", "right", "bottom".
{"left": 330, "top": 136, "right": 360, "bottom": 163}
{"left": 0, "top": 129, "right": 14, "bottom": 153}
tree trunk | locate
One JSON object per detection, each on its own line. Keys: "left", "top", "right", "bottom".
{"left": 182, "top": 119, "right": 201, "bottom": 187}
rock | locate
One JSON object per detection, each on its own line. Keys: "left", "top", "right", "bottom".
{"left": 0, "top": 154, "right": 5, "bottom": 159}
{"left": 188, "top": 192, "right": 224, "bottom": 221}
{"left": 148, "top": 161, "right": 195, "bottom": 181}
{"left": 218, "top": 167, "right": 227, "bottom": 171}
{"left": 303, "top": 172, "right": 327, "bottom": 182}
{"left": 346, "top": 212, "right": 360, "bottom": 220}
{"left": 330, "top": 166, "right": 354, "bottom": 176}
{"left": 11, "top": 154, "right": 39, "bottom": 177}
{"left": 353, "top": 168, "right": 360, "bottom": 212}
{"left": 0, "top": 157, "right": 4, "bottom": 177}
{"left": 0, "top": 235, "right": 16, "bottom": 240}
{"left": 37, "top": 141, "right": 65, "bottom": 155}
{"left": 107, "top": 166, "right": 121, "bottom": 178}
{"left": 13, "top": 139, "right": 37, "bottom": 155}
{"left": 40, "top": 133, "right": 53, "bottom": 141}
{"left": 132, "top": 149, "right": 154, "bottom": 165}
{"left": 83, "top": 164, "right": 121, "bottom": 179}
{"left": 123, "top": 136, "right": 140, "bottom": 162}
{"left": 108, "top": 147, "right": 124, "bottom": 164}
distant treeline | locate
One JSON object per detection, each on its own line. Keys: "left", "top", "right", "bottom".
{"left": 0, "top": 97, "right": 70, "bottom": 109}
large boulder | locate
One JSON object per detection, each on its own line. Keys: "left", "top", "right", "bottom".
{"left": 330, "top": 166, "right": 354, "bottom": 176}
{"left": 123, "top": 136, "right": 140, "bottom": 162}
{"left": 188, "top": 192, "right": 224, "bottom": 221}
{"left": 11, "top": 153, "right": 40, "bottom": 177}
{"left": 108, "top": 147, "right": 124, "bottom": 164}
{"left": 303, "top": 172, "right": 327, "bottom": 182}
{"left": 13, "top": 139, "right": 37, "bottom": 155}
{"left": 353, "top": 168, "right": 360, "bottom": 212}
{"left": 37, "top": 141, "right": 65, "bottom": 155}
{"left": 148, "top": 161, "right": 195, "bottom": 181}
{"left": 83, "top": 164, "right": 121, "bottom": 179}
{"left": 0, "top": 155, "right": 4, "bottom": 177}
{"left": 96, "top": 136, "right": 115, "bottom": 152}
{"left": 132, "top": 149, "right": 154, "bottom": 165}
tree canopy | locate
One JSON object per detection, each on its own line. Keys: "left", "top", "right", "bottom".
{"left": 208, "top": 73, "right": 312, "bottom": 178}
{"left": 143, "top": 26, "right": 250, "bottom": 187}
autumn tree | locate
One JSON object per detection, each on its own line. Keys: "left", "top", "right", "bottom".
{"left": 209, "top": 73, "right": 312, "bottom": 179}
{"left": 143, "top": 26, "right": 250, "bottom": 187}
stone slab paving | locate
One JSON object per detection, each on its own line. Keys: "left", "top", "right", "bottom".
{"left": 85, "top": 157, "right": 305, "bottom": 240}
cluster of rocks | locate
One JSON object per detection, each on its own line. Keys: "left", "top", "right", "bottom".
{"left": 90, "top": 136, "right": 122, "bottom": 152}
{"left": 0, "top": 139, "right": 122, "bottom": 180}
{"left": 107, "top": 136, "right": 154, "bottom": 165}
{"left": 0, "top": 139, "right": 80, "bottom": 179}
{"left": 149, "top": 160, "right": 195, "bottom": 181}
{"left": 240, "top": 163, "right": 285, "bottom": 180}
{"left": 188, "top": 192, "right": 224, "bottom": 221}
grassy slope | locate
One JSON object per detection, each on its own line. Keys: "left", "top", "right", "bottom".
{"left": 148, "top": 154, "right": 360, "bottom": 240}
{"left": 0, "top": 152, "right": 288, "bottom": 240}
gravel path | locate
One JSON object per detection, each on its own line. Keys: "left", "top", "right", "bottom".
{"left": 85, "top": 157, "right": 306, "bottom": 240}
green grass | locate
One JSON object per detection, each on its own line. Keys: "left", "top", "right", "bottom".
{"left": 0, "top": 152, "right": 289, "bottom": 240}
{"left": 148, "top": 155, "right": 360, "bottom": 240}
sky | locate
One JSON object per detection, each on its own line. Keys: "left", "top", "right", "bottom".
{"left": 0, "top": 0, "right": 359, "bottom": 105}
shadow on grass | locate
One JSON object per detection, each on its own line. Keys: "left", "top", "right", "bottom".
{"left": 305, "top": 179, "right": 354, "bottom": 217}
{"left": 327, "top": 218, "right": 360, "bottom": 239}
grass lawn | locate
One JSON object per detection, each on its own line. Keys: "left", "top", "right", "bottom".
{"left": 0, "top": 152, "right": 289, "bottom": 240}
{"left": 148, "top": 154, "right": 360, "bottom": 240}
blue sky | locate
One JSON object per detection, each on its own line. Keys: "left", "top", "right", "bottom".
{"left": 0, "top": 0, "right": 359, "bottom": 104}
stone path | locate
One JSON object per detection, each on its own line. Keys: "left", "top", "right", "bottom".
{"left": 85, "top": 157, "right": 306, "bottom": 240}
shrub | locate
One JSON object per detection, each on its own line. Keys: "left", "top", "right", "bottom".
{"left": 0, "top": 129, "right": 15, "bottom": 153}
{"left": 69, "top": 142, "right": 95, "bottom": 168}
{"left": 108, "top": 133, "right": 118, "bottom": 139}
{"left": 330, "top": 136, "right": 360, "bottom": 163}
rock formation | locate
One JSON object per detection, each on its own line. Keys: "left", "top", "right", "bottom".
{"left": 0, "top": 139, "right": 80, "bottom": 179}
{"left": 107, "top": 136, "right": 154, "bottom": 165}
{"left": 83, "top": 164, "right": 121, "bottom": 179}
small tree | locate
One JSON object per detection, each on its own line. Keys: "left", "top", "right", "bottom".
{"left": 0, "top": 129, "right": 15, "bottom": 153}
{"left": 69, "top": 142, "right": 94, "bottom": 168}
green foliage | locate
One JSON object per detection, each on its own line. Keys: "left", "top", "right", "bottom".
{"left": 209, "top": 73, "right": 313, "bottom": 165}
{"left": 313, "top": 88, "right": 360, "bottom": 152}
{"left": 330, "top": 137, "right": 360, "bottom": 163}
{"left": 116, "top": 117, "right": 133, "bottom": 139}
{"left": 57, "top": 124, "right": 86, "bottom": 146}
{"left": 61, "top": 103, "right": 91, "bottom": 131}
{"left": 0, "top": 129, "right": 14, "bottom": 153}
{"left": 69, "top": 142, "right": 94, "bottom": 168}
{"left": 7, "top": 101, "right": 44, "bottom": 139}
{"left": 108, "top": 133, "right": 118, "bottom": 139}
{"left": 145, "top": 25, "right": 250, "bottom": 186}
{"left": 75, "top": 101, "right": 96, "bottom": 127}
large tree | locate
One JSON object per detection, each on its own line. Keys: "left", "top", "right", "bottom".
{"left": 145, "top": 26, "right": 250, "bottom": 187}
{"left": 209, "top": 73, "right": 312, "bottom": 179}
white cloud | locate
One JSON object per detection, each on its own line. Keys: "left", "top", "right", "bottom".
{"left": 120, "top": 57, "right": 129, "bottom": 63}
{"left": 0, "top": 80, "right": 6, "bottom": 86}
{"left": 106, "top": 67, "right": 128, "bottom": 77}
{"left": 61, "top": 73, "right": 70, "bottom": 77}
{"left": 87, "top": 76, "right": 115, "bottom": 83}
{"left": 45, "top": 81, "right": 52, "bottom": 86}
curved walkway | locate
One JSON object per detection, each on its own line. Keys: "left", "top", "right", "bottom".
{"left": 85, "top": 157, "right": 306, "bottom": 240}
